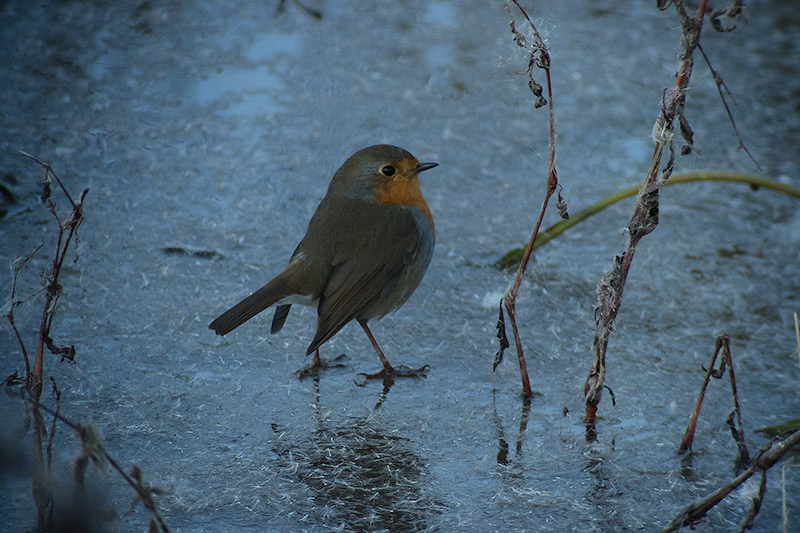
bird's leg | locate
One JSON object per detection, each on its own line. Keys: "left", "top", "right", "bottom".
{"left": 357, "top": 319, "right": 429, "bottom": 379}
{"left": 312, "top": 349, "right": 322, "bottom": 368}
{"left": 358, "top": 319, "right": 394, "bottom": 372}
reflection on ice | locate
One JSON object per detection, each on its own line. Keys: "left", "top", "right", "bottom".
{"left": 270, "top": 379, "right": 442, "bottom": 531}
{"left": 194, "top": 31, "right": 302, "bottom": 115}
{"left": 194, "top": 66, "right": 283, "bottom": 115}
{"left": 245, "top": 33, "right": 302, "bottom": 62}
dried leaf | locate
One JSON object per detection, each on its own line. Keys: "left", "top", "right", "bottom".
{"left": 493, "top": 301, "right": 510, "bottom": 372}
{"left": 556, "top": 187, "right": 569, "bottom": 219}
{"left": 709, "top": 8, "right": 737, "bottom": 32}
{"left": 529, "top": 79, "right": 547, "bottom": 108}
{"left": 77, "top": 420, "right": 108, "bottom": 471}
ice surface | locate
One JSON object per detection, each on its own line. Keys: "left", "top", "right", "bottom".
{"left": 1, "top": 1, "right": 798, "bottom": 531}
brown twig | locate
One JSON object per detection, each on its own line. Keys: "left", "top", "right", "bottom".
{"left": 7, "top": 244, "right": 44, "bottom": 377}
{"left": 678, "top": 335, "right": 750, "bottom": 470}
{"left": 663, "top": 429, "right": 800, "bottom": 532}
{"left": 8, "top": 155, "right": 168, "bottom": 531}
{"left": 584, "top": 0, "right": 713, "bottom": 430}
{"left": 495, "top": 0, "right": 564, "bottom": 398}
{"left": 678, "top": 334, "right": 722, "bottom": 452}
{"left": 18, "top": 151, "right": 76, "bottom": 208}
{"left": 8, "top": 388, "right": 172, "bottom": 532}
{"left": 13, "top": 152, "right": 87, "bottom": 399}
{"left": 722, "top": 341, "right": 750, "bottom": 468}
{"left": 794, "top": 312, "right": 799, "bottom": 372}
{"left": 696, "top": 44, "right": 761, "bottom": 170}
{"left": 9, "top": 154, "right": 88, "bottom": 530}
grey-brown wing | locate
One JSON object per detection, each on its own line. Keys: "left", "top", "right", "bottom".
{"left": 305, "top": 207, "right": 421, "bottom": 354}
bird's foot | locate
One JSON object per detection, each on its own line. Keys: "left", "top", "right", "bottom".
{"left": 296, "top": 353, "right": 349, "bottom": 379}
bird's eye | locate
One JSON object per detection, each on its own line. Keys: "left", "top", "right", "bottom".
{"left": 381, "top": 165, "right": 396, "bottom": 176}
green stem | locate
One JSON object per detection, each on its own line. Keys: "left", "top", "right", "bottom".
{"left": 495, "top": 172, "right": 800, "bottom": 270}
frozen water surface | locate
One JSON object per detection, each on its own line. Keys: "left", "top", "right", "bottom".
{"left": 1, "top": 1, "right": 799, "bottom": 531}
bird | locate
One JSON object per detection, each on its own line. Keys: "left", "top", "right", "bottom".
{"left": 209, "top": 144, "right": 437, "bottom": 378}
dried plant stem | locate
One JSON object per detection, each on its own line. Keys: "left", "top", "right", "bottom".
{"left": 498, "top": 0, "right": 561, "bottom": 398}
{"left": 19, "top": 392, "right": 171, "bottom": 533}
{"left": 794, "top": 312, "right": 799, "bottom": 371}
{"left": 9, "top": 156, "right": 168, "bottom": 531}
{"left": 584, "top": 0, "right": 709, "bottom": 427}
{"left": 678, "top": 334, "right": 749, "bottom": 469}
{"left": 15, "top": 152, "right": 87, "bottom": 400}
{"left": 503, "top": 191, "right": 553, "bottom": 396}
{"left": 663, "top": 429, "right": 800, "bottom": 532}
{"left": 7, "top": 245, "right": 43, "bottom": 377}
{"left": 10, "top": 153, "right": 88, "bottom": 530}
{"left": 696, "top": 43, "right": 761, "bottom": 170}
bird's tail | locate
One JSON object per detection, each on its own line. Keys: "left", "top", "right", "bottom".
{"left": 209, "top": 272, "right": 293, "bottom": 335}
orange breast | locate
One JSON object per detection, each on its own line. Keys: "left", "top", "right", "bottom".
{"left": 373, "top": 178, "right": 433, "bottom": 224}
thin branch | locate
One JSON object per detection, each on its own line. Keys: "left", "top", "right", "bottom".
{"left": 12, "top": 389, "right": 171, "bottom": 533}
{"left": 495, "top": 0, "right": 564, "bottom": 398}
{"left": 794, "top": 311, "right": 800, "bottom": 372}
{"left": 696, "top": 44, "right": 761, "bottom": 170}
{"left": 10, "top": 155, "right": 91, "bottom": 529}
{"left": 17, "top": 155, "right": 89, "bottom": 396}
{"left": 584, "top": 0, "right": 710, "bottom": 428}
{"left": 721, "top": 337, "right": 750, "bottom": 468}
{"left": 7, "top": 244, "right": 44, "bottom": 376}
{"left": 678, "top": 336, "right": 722, "bottom": 453}
{"left": 663, "top": 429, "right": 800, "bottom": 532}
{"left": 18, "top": 151, "right": 76, "bottom": 208}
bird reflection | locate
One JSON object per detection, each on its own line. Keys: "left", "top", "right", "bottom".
{"left": 271, "top": 376, "right": 440, "bottom": 531}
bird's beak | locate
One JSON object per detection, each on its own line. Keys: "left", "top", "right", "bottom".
{"left": 415, "top": 162, "right": 438, "bottom": 173}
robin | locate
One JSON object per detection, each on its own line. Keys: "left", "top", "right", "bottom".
{"left": 209, "top": 144, "right": 438, "bottom": 378}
